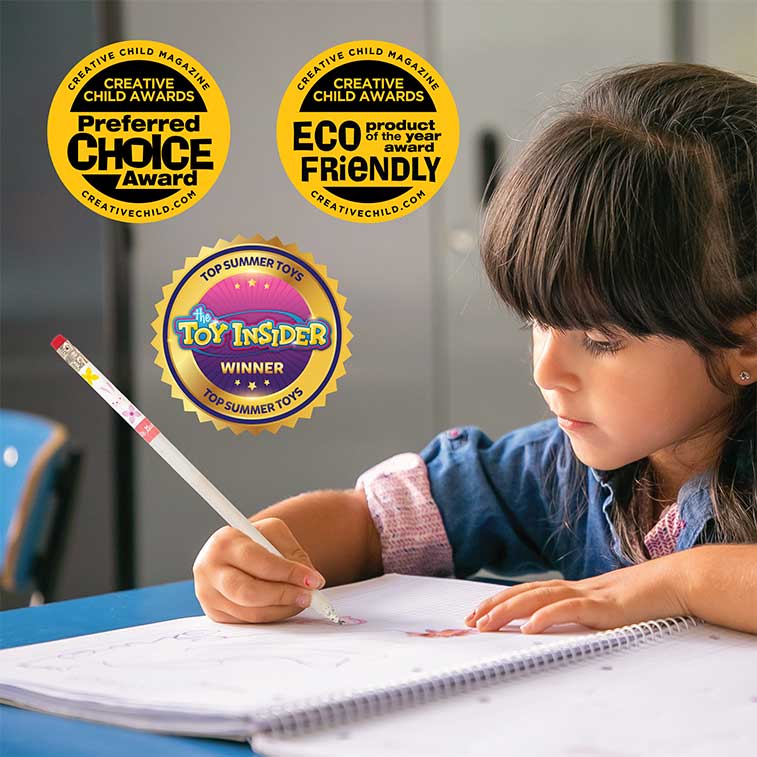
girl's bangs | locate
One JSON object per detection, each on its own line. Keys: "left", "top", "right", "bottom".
{"left": 481, "top": 117, "right": 689, "bottom": 341}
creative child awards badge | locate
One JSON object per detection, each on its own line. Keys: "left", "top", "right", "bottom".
{"left": 152, "top": 236, "right": 352, "bottom": 434}
{"left": 47, "top": 40, "right": 229, "bottom": 223}
{"left": 277, "top": 40, "right": 458, "bottom": 223}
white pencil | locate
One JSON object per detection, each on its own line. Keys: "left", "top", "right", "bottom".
{"left": 50, "top": 334, "right": 343, "bottom": 625}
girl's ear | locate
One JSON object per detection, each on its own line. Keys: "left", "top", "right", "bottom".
{"left": 726, "top": 311, "right": 757, "bottom": 385}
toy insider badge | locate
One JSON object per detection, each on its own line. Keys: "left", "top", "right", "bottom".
{"left": 152, "top": 236, "right": 351, "bottom": 434}
{"left": 277, "top": 40, "right": 458, "bottom": 223}
{"left": 47, "top": 40, "right": 229, "bottom": 223}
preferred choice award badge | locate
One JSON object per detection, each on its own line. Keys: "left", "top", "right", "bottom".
{"left": 48, "top": 41, "right": 229, "bottom": 223}
{"left": 277, "top": 40, "right": 458, "bottom": 223}
{"left": 152, "top": 236, "right": 352, "bottom": 434}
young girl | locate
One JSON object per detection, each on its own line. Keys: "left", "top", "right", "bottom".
{"left": 194, "top": 62, "right": 757, "bottom": 635}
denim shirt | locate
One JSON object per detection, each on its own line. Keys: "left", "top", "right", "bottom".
{"left": 418, "top": 418, "right": 726, "bottom": 580}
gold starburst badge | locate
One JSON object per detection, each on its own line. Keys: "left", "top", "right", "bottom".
{"left": 152, "top": 234, "right": 352, "bottom": 434}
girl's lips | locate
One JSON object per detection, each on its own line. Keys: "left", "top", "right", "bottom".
{"left": 557, "top": 416, "right": 593, "bottom": 430}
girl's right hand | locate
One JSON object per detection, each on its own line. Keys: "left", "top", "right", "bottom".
{"left": 192, "top": 516, "right": 327, "bottom": 624}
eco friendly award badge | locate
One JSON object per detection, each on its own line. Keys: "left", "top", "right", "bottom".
{"left": 277, "top": 40, "right": 458, "bottom": 223}
{"left": 47, "top": 40, "right": 229, "bottom": 223}
{"left": 152, "top": 236, "right": 352, "bottom": 434}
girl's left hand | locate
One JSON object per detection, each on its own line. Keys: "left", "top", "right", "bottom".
{"left": 465, "top": 554, "right": 691, "bottom": 634}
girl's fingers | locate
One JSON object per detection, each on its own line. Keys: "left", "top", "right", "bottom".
{"left": 225, "top": 534, "right": 324, "bottom": 590}
{"left": 475, "top": 585, "right": 577, "bottom": 631}
{"left": 252, "top": 517, "right": 320, "bottom": 572}
{"left": 520, "top": 597, "right": 601, "bottom": 634}
{"left": 195, "top": 582, "right": 244, "bottom": 623}
{"left": 211, "top": 564, "right": 314, "bottom": 609}
{"left": 465, "top": 580, "right": 568, "bottom": 627}
{"left": 203, "top": 606, "right": 246, "bottom": 624}
{"left": 197, "top": 582, "right": 306, "bottom": 625}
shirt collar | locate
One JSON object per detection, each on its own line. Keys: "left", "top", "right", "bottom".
{"left": 588, "top": 466, "right": 612, "bottom": 488}
{"left": 589, "top": 460, "right": 713, "bottom": 562}
{"left": 588, "top": 461, "right": 711, "bottom": 501}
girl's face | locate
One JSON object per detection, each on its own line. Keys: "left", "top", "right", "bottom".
{"left": 530, "top": 324, "right": 731, "bottom": 477}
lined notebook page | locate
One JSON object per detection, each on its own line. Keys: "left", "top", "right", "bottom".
{"left": 0, "top": 574, "right": 593, "bottom": 737}
{"left": 252, "top": 622, "right": 757, "bottom": 757}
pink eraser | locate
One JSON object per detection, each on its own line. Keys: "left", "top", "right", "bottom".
{"left": 50, "top": 334, "right": 66, "bottom": 350}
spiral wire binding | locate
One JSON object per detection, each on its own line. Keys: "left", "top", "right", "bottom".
{"left": 252, "top": 615, "right": 700, "bottom": 738}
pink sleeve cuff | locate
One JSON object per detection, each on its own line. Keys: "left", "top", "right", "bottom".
{"left": 356, "top": 452, "right": 454, "bottom": 577}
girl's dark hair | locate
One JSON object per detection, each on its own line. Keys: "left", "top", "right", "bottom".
{"left": 480, "top": 63, "right": 757, "bottom": 562}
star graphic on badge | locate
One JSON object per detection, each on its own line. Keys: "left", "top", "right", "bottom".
{"left": 248, "top": 381, "right": 256, "bottom": 391}
{"left": 248, "top": 279, "right": 257, "bottom": 287}
{"left": 264, "top": 282, "right": 271, "bottom": 289}
{"left": 234, "top": 380, "right": 240, "bottom": 386}
{"left": 264, "top": 379, "right": 270, "bottom": 386}
{"left": 234, "top": 282, "right": 240, "bottom": 289}
{"left": 82, "top": 367, "right": 99, "bottom": 385}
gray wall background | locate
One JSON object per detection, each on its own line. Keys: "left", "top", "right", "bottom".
{"left": 1, "top": 1, "right": 116, "bottom": 599}
{"left": 123, "top": 1, "right": 439, "bottom": 587}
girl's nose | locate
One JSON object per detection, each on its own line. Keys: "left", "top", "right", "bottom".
{"left": 532, "top": 328, "right": 581, "bottom": 392}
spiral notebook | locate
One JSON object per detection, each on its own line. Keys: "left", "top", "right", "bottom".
{"left": 0, "top": 573, "right": 705, "bottom": 748}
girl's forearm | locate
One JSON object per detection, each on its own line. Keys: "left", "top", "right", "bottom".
{"left": 680, "top": 544, "right": 757, "bottom": 634}
{"left": 250, "top": 488, "right": 383, "bottom": 587}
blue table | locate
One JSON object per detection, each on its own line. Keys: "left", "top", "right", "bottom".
{"left": 1, "top": 580, "right": 252, "bottom": 757}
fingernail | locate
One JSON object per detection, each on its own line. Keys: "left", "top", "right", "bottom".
{"left": 521, "top": 620, "right": 533, "bottom": 633}
{"left": 296, "top": 593, "right": 311, "bottom": 607}
{"left": 476, "top": 614, "right": 489, "bottom": 630}
{"left": 304, "top": 574, "right": 321, "bottom": 588}
{"left": 465, "top": 611, "right": 475, "bottom": 622}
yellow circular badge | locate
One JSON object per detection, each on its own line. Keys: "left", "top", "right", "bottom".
{"left": 151, "top": 235, "right": 352, "bottom": 434}
{"left": 277, "top": 40, "right": 458, "bottom": 223}
{"left": 48, "top": 40, "right": 229, "bottom": 223}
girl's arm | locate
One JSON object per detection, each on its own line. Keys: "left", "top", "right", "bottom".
{"left": 250, "top": 488, "right": 384, "bottom": 586}
{"left": 679, "top": 544, "right": 757, "bottom": 633}
{"left": 466, "top": 544, "right": 757, "bottom": 635}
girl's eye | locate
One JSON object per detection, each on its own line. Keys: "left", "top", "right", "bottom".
{"left": 581, "top": 333, "right": 623, "bottom": 356}
{"left": 521, "top": 320, "right": 623, "bottom": 355}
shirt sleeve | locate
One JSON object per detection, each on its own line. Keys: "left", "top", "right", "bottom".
{"left": 356, "top": 419, "right": 570, "bottom": 580}
{"left": 420, "top": 421, "right": 567, "bottom": 578}
{"left": 355, "top": 452, "right": 454, "bottom": 577}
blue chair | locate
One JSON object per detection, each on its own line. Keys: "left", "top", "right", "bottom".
{"left": 0, "top": 409, "right": 80, "bottom": 602}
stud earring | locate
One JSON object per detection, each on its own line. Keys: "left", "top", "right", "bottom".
{"left": 739, "top": 370, "right": 752, "bottom": 382}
